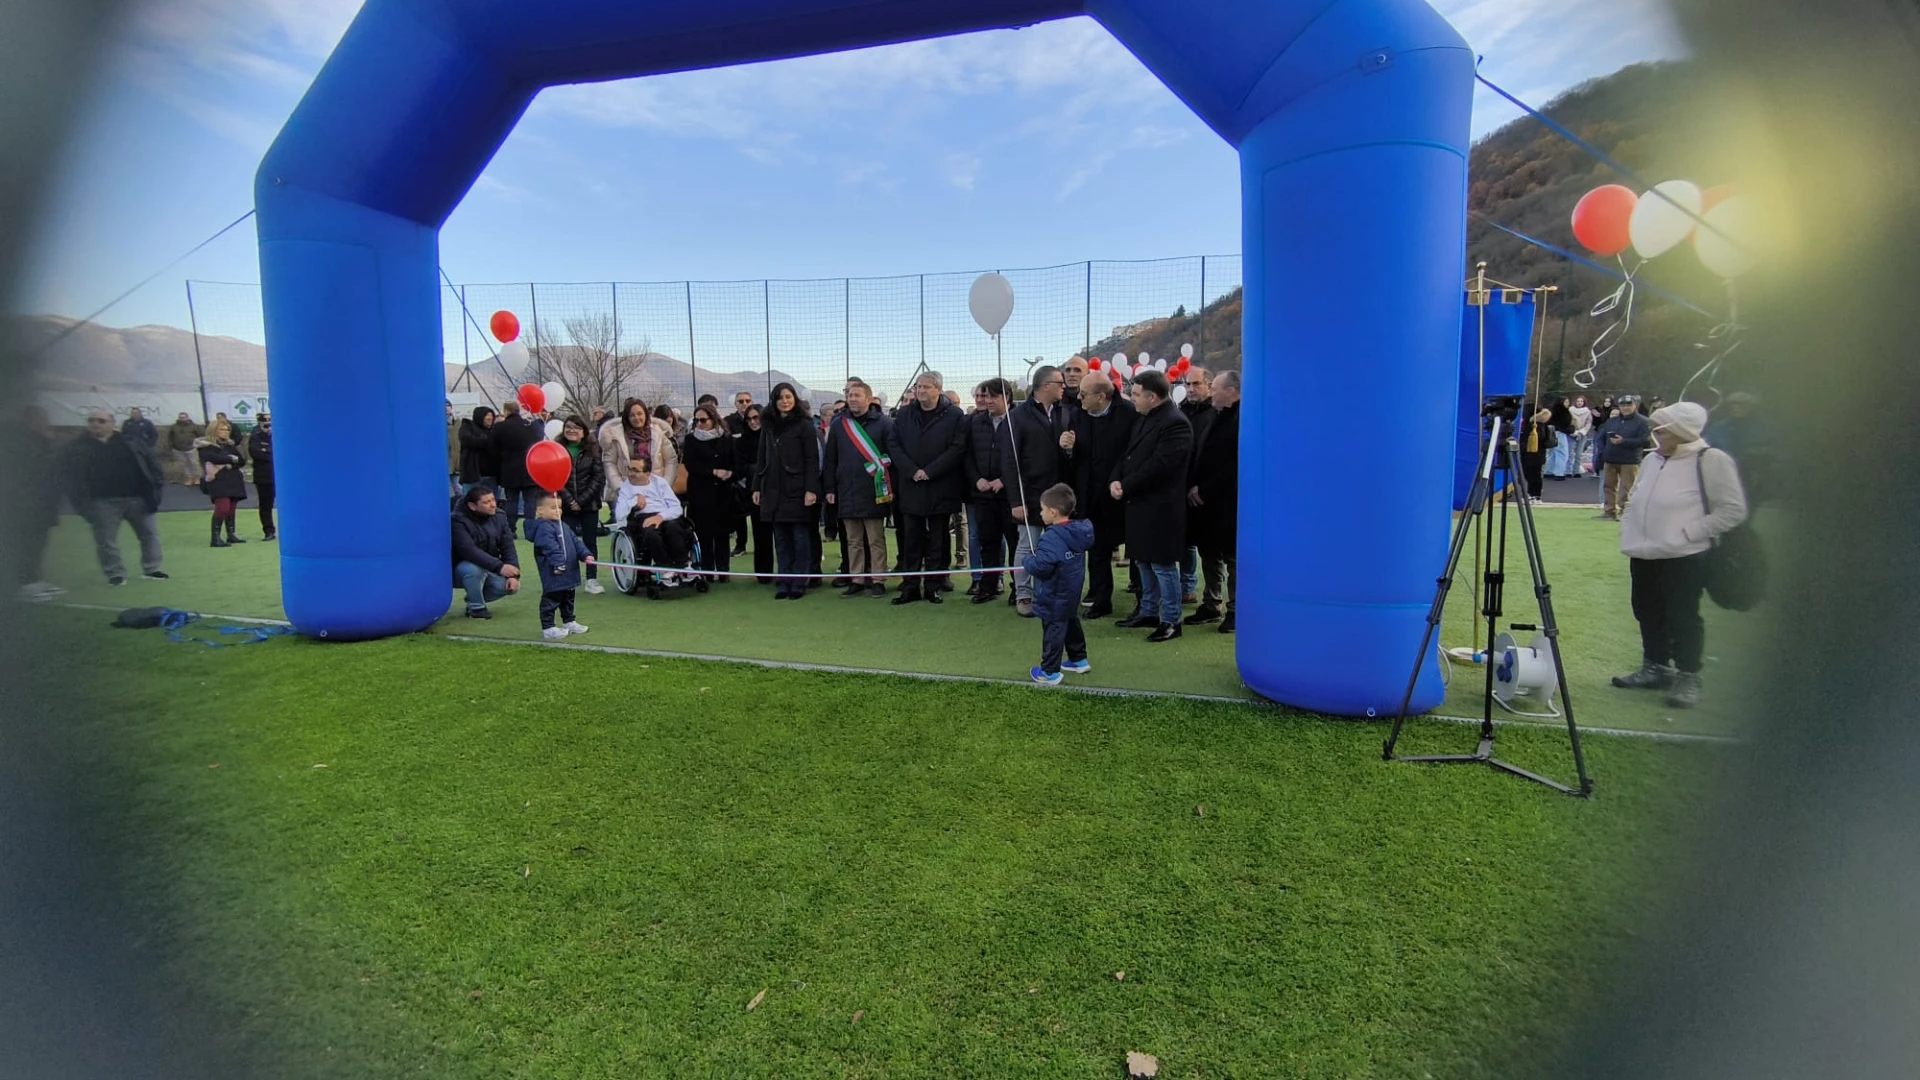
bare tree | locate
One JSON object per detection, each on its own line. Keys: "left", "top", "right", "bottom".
{"left": 525, "top": 314, "right": 649, "bottom": 417}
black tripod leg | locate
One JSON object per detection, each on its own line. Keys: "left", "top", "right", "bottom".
{"left": 1385, "top": 471, "right": 1489, "bottom": 759}
{"left": 1510, "top": 470, "right": 1594, "bottom": 796}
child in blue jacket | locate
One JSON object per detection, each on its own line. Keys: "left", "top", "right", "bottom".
{"left": 1022, "top": 483, "right": 1096, "bottom": 684}
{"left": 526, "top": 493, "right": 593, "bottom": 640}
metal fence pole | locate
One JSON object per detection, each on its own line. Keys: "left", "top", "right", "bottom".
{"left": 526, "top": 283, "right": 541, "bottom": 384}
{"left": 1199, "top": 255, "right": 1207, "bottom": 370}
{"left": 684, "top": 281, "right": 697, "bottom": 405}
{"left": 1084, "top": 260, "right": 1092, "bottom": 354}
{"left": 460, "top": 285, "right": 471, "bottom": 371}
{"left": 844, "top": 277, "right": 850, "bottom": 384}
{"left": 762, "top": 279, "right": 772, "bottom": 393}
{"left": 611, "top": 281, "right": 622, "bottom": 405}
{"left": 918, "top": 274, "right": 925, "bottom": 373}
{"left": 184, "top": 281, "right": 211, "bottom": 423}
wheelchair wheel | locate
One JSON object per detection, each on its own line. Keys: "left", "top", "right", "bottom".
{"left": 610, "top": 530, "right": 641, "bottom": 595}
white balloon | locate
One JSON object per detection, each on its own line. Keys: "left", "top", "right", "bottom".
{"left": 967, "top": 273, "right": 1015, "bottom": 337}
{"left": 1171, "top": 384, "right": 1189, "bottom": 404}
{"left": 498, "top": 340, "right": 529, "bottom": 373}
{"left": 1692, "top": 196, "right": 1756, "bottom": 279}
{"left": 1628, "top": 180, "right": 1704, "bottom": 259}
{"left": 1153, "top": 359, "right": 1168, "bottom": 372}
{"left": 543, "top": 419, "right": 563, "bottom": 440}
{"left": 1180, "top": 343, "right": 1194, "bottom": 360}
{"left": 541, "top": 381, "right": 566, "bottom": 412}
{"left": 1112, "top": 353, "right": 1127, "bottom": 368}
{"left": 1136, "top": 351, "right": 1150, "bottom": 367}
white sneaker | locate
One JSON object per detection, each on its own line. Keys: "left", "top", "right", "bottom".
{"left": 541, "top": 626, "right": 569, "bottom": 641}
{"left": 583, "top": 579, "right": 605, "bottom": 595}
{"left": 565, "top": 621, "right": 589, "bottom": 635}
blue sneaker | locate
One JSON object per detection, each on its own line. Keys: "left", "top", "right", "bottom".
{"left": 1029, "top": 666, "right": 1063, "bottom": 686}
{"left": 1060, "top": 658, "right": 1091, "bottom": 675}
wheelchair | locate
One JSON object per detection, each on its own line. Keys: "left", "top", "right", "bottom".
{"left": 608, "top": 515, "right": 706, "bottom": 600}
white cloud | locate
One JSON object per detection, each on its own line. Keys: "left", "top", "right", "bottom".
{"left": 1057, "top": 124, "right": 1190, "bottom": 200}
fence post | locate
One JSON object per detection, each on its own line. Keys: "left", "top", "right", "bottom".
{"left": 1198, "top": 256, "right": 1207, "bottom": 370}
{"left": 844, "top": 277, "right": 851, "bottom": 384}
{"left": 762, "top": 279, "right": 772, "bottom": 393}
{"left": 684, "top": 281, "right": 696, "bottom": 405}
{"left": 460, "top": 285, "right": 470, "bottom": 371}
{"left": 918, "top": 274, "right": 925, "bottom": 374}
{"left": 611, "top": 280, "right": 622, "bottom": 405}
{"left": 1084, "top": 260, "right": 1092, "bottom": 354}
{"left": 184, "top": 281, "right": 211, "bottom": 423}
{"left": 526, "top": 283, "right": 541, "bottom": 384}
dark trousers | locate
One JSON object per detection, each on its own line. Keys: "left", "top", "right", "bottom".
{"left": 503, "top": 485, "right": 543, "bottom": 532}
{"left": 256, "top": 481, "right": 276, "bottom": 535}
{"left": 539, "top": 588, "right": 576, "bottom": 629}
{"left": 1194, "top": 548, "right": 1230, "bottom": 611}
{"left": 15, "top": 519, "right": 50, "bottom": 585}
{"left": 562, "top": 508, "right": 599, "bottom": 579}
{"left": 635, "top": 518, "right": 693, "bottom": 568}
{"left": 692, "top": 512, "right": 731, "bottom": 577}
{"left": 896, "top": 512, "right": 952, "bottom": 598}
{"left": 970, "top": 499, "right": 1016, "bottom": 592}
{"left": 752, "top": 518, "right": 775, "bottom": 582}
{"left": 1520, "top": 451, "right": 1546, "bottom": 500}
{"left": 733, "top": 508, "right": 750, "bottom": 552}
{"left": 1630, "top": 553, "right": 1710, "bottom": 673}
{"left": 1086, "top": 544, "right": 1117, "bottom": 611}
{"left": 1039, "top": 616, "right": 1087, "bottom": 674}
{"left": 773, "top": 523, "right": 812, "bottom": 596}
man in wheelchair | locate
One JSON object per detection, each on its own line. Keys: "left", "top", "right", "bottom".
{"left": 612, "top": 454, "right": 702, "bottom": 597}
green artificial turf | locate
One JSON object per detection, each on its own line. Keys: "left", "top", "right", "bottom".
{"left": 32, "top": 605, "right": 1719, "bottom": 1079}
{"left": 39, "top": 505, "right": 1764, "bottom": 736}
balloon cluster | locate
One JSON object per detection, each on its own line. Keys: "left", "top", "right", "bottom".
{"left": 1085, "top": 343, "right": 1197, "bottom": 402}
{"left": 1571, "top": 181, "right": 1752, "bottom": 279}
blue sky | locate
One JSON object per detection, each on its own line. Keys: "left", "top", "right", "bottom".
{"left": 16, "top": 0, "right": 1685, "bottom": 339}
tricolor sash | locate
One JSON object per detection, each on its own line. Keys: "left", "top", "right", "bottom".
{"left": 842, "top": 415, "right": 894, "bottom": 505}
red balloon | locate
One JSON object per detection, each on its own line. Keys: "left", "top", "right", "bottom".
{"left": 490, "top": 310, "right": 521, "bottom": 343}
{"left": 517, "top": 383, "right": 546, "bottom": 414}
{"left": 1173, "top": 358, "right": 1190, "bottom": 375}
{"left": 526, "top": 441, "right": 572, "bottom": 493}
{"left": 1571, "top": 185, "right": 1638, "bottom": 257}
{"left": 1088, "top": 358, "right": 1102, "bottom": 371}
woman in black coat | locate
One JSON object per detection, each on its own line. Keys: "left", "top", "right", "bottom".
{"left": 457, "top": 406, "right": 497, "bottom": 490}
{"left": 1518, "top": 398, "right": 1573, "bottom": 500}
{"left": 1112, "top": 373, "right": 1193, "bottom": 636}
{"left": 198, "top": 431, "right": 250, "bottom": 548}
{"left": 680, "top": 403, "right": 740, "bottom": 580}
{"left": 734, "top": 404, "right": 772, "bottom": 582}
{"left": 556, "top": 415, "right": 607, "bottom": 593}
{"left": 753, "top": 382, "right": 821, "bottom": 599}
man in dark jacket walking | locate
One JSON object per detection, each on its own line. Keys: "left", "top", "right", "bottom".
{"left": 487, "top": 400, "right": 545, "bottom": 533}
{"left": 450, "top": 485, "right": 520, "bottom": 618}
{"left": 120, "top": 408, "right": 157, "bottom": 449}
{"left": 963, "top": 379, "right": 1016, "bottom": 603}
{"left": 1184, "top": 370, "right": 1239, "bottom": 632}
{"left": 1065, "top": 375, "right": 1136, "bottom": 618}
{"left": 887, "top": 371, "right": 967, "bottom": 604}
{"left": 822, "top": 378, "right": 896, "bottom": 597}
{"left": 248, "top": 413, "right": 276, "bottom": 540}
{"left": 1113, "top": 370, "right": 1193, "bottom": 641}
{"left": 63, "top": 409, "right": 167, "bottom": 586}
{"left": 12, "top": 405, "right": 64, "bottom": 600}
{"left": 1595, "top": 394, "right": 1653, "bottom": 520}
{"left": 165, "top": 412, "right": 203, "bottom": 484}
{"left": 1001, "top": 364, "right": 1068, "bottom": 617}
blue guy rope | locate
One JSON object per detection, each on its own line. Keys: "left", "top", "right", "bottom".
{"left": 1471, "top": 212, "right": 1724, "bottom": 319}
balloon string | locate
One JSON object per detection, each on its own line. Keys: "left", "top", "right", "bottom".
{"left": 1574, "top": 255, "right": 1639, "bottom": 389}
{"left": 1679, "top": 280, "right": 1745, "bottom": 406}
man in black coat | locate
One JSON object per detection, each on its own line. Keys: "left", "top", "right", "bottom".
{"left": 821, "top": 379, "right": 896, "bottom": 597}
{"left": 119, "top": 407, "right": 157, "bottom": 448}
{"left": 1064, "top": 375, "right": 1136, "bottom": 618}
{"left": 1178, "top": 366, "right": 1216, "bottom": 605}
{"left": 1001, "top": 364, "right": 1068, "bottom": 617}
{"left": 1112, "top": 370, "right": 1193, "bottom": 641}
{"left": 1184, "top": 370, "right": 1239, "bottom": 633}
{"left": 12, "top": 405, "right": 64, "bottom": 600}
{"left": 248, "top": 413, "right": 277, "bottom": 541}
{"left": 487, "top": 399, "right": 545, "bottom": 533}
{"left": 887, "top": 370, "right": 968, "bottom": 604}
{"left": 963, "top": 379, "right": 1016, "bottom": 603}
{"left": 63, "top": 409, "right": 167, "bottom": 586}
{"left": 450, "top": 484, "right": 520, "bottom": 618}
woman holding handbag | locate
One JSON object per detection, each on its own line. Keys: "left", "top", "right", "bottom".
{"left": 197, "top": 427, "right": 250, "bottom": 548}
{"left": 1612, "top": 401, "right": 1750, "bottom": 708}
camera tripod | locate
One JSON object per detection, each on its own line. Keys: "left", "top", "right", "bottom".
{"left": 1382, "top": 405, "right": 1593, "bottom": 797}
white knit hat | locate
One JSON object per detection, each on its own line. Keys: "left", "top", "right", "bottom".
{"left": 1650, "top": 401, "right": 1709, "bottom": 441}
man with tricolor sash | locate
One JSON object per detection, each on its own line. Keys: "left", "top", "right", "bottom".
{"left": 822, "top": 378, "right": 898, "bottom": 598}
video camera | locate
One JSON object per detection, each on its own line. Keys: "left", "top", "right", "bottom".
{"left": 1481, "top": 394, "right": 1523, "bottom": 427}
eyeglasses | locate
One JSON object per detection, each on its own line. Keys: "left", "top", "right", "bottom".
{"left": 87, "top": 417, "right": 111, "bottom": 425}
{"left": 695, "top": 417, "right": 713, "bottom": 425}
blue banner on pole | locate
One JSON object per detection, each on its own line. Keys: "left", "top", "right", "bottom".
{"left": 1454, "top": 290, "right": 1535, "bottom": 510}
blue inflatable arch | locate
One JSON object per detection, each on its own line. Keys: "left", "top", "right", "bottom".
{"left": 257, "top": 0, "right": 1472, "bottom": 715}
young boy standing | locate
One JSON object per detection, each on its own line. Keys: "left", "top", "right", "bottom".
{"left": 1023, "top": 483, "right": 1096, "bottom": 685}
{"left": 527, "top": 493, "right": 593, "bottom": 641}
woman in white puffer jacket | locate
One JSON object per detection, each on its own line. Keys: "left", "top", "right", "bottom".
{"left": 1612, "top": 401, "right": 1749, "bottom": 708}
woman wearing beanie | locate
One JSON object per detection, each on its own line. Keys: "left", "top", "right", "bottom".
{"left": 1612, "top": 401, "right": 1749, "bottom": 708}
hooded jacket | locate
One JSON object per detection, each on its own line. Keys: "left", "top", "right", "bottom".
{"left": 526, "top": 516, "right": 590, "bottom": 593}
{"left": 1022, "top": 517, "right": 1096, "bottom": 623}
{"left": 457, "top": 408, "right": 497, "bottom": 483}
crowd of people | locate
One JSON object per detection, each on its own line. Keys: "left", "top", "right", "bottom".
{"left": 448, "top": 357, "right": 1244, "bottom": 676}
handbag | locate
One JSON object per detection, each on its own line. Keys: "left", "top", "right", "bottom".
{"left": 1696, "top": 452, "right": 1766, "bottom": 611}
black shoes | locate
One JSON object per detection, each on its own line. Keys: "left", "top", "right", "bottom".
{"left": 891, "top": 593, "right": 920, "bottom": 606}
{"left": 1115, "top": 613, "right": 1156, "bottom": 629}
{"left": 841, "top": 585, "right": 866, "bottom": 598}
{"left": 465, "top": 607, "right": 492, "bottom": 619}
{"left": 927, "top": 591, "right": 943, "bottom": 605}
{"left": 141, "top": 571, "right": 170, "bottom": 580}
{"left": 1218, "top": 612, "right": 1235, "bottom": 634}
{"left": 869, "top": 583, "right": 887, "bottom": 597}
{"left": 1146, "top": 623, "right": 1183, "bottom": 643}
{"left": 971, "top": 589, "right": 1001, "bottom": 605}
{"left": 1184, "top": 606, "right": 1223, "bottom": 626}
{"left": 1082, "top": 604, "right": 1112, "bottom": 620}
